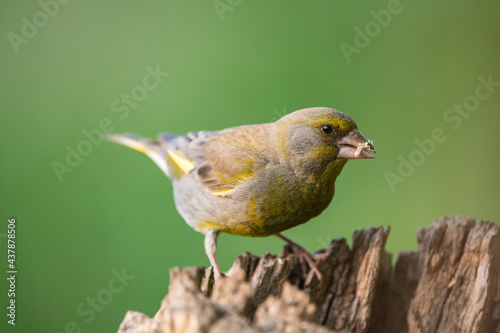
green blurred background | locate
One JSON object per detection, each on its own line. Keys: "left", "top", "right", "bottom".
{"left": 1, "top": 0, "right": 499, "bottom": 332}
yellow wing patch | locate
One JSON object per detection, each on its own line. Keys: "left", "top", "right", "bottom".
{"left": 210, "top": 188, "right": 235, "bottom": 197}
{"left": 166, "top": 149, "right": 194, "bottom": 179}
{"left": 196, "top": 148, "right": 265, "bottom": 198}
{"left": 166, "top": 147, "right": 248, "bottom": 198}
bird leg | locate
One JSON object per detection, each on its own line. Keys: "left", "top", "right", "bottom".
{"left": 276, "top": 233, "right": 322, "bottom": 280}
{"left": 204, "top": 229, "right": 222, "bottom": 279}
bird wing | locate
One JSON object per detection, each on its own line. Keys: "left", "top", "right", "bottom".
{"left": 159, "top": 126, "right": 270, "bottom": 197}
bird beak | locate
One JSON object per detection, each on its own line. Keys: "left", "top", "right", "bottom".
{"left": 337, "top": 129, "right": 376, "bottom": 159}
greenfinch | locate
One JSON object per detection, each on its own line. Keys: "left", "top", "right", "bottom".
{"left": 107, "top": 107, "right": 375, "bottom": 279}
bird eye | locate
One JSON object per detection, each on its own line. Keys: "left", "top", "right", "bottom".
{"left": 322, "top": 125, "right": 333, "bottom": 134}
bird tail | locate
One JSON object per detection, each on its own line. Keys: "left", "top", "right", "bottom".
{"left": 106, "top": 133, "right": 170, "bottom": 177}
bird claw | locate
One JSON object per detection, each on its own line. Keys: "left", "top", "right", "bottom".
{"left": 277, "top": 233, "right": 323, "bottom": 280}
{"left": 290, "top": 243, "right": 323, "bottom": 280}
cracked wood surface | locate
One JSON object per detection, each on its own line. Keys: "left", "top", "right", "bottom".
{"left": 117, "top": 216, "right": 499, "bottom": 333}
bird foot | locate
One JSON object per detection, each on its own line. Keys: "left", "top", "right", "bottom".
{"left": 277, "top": 233, "right": 322, "bottom": 280}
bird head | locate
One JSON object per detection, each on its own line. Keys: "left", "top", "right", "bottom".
{"left": 273, "top": 107, "right": 376, "bottom": 172}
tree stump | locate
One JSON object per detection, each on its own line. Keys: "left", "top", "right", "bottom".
{"left": 117, "top": 216, "right": 500, "bottom": 333}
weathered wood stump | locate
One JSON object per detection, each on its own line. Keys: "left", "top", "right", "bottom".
{"left": 118, "top": 216, "right": 500, "bottom": 333}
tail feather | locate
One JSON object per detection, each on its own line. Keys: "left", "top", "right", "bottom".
{"left": 106, "top": 134, "right": 169, "bottom": 177}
